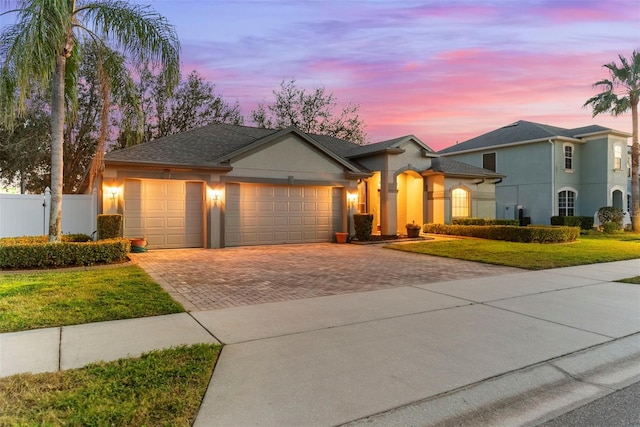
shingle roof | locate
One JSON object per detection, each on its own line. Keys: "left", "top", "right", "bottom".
{"left": 347, "top": 135, "right": 436, "bottom": 158}
{"left": 438, "top": 120, "right": 617, "bottom": 155}
{"left": 426, "top": 157, "right": 504, "bottom": 178}
{"left": 105, "top": 123, "right": 278, "bottom": 167}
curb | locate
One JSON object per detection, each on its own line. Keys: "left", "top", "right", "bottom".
{"left": 343, "top": 333, "right": 640, "bottom": 426}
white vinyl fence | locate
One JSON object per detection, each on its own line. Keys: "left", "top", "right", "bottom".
{"left": 0, "top": 187, "right": 98, "bottom": 238}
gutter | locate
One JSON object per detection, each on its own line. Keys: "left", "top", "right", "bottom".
{"left": 104, "top": 160, "right": 234, "bottom": 172}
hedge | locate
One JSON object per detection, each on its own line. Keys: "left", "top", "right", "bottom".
{"left": 451, "top": 218, "right": 519, "bottom": 226}
{"left": 97, "top": 214, "right": 122, "bottom": 240}
{"left": 550, "top": 216, "right": 594, "bottom": 230}
{"left": 0, "top": 237, "right": 130, "bottom": 270}
{"left": 423, "top": 224, "right": 579, "bottom": 243}
{"left": 353, "top": 213, "right": 374, "bottom": 241}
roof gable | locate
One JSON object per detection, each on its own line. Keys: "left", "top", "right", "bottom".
{"left": 347, "top": 135, "right": 436, "bottom": 159}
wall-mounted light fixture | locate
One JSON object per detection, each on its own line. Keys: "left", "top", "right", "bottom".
{"left": 208, "top": 188, "right": 222, "bottom": 201}
{"left": 347, "top": 192, "right": 358, "bottom": 206}
{"left": 109, "top": 187, "right": 119, "bottom": 201}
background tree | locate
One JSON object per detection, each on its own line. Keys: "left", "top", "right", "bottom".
{"left": 115, "top": 69, "right": 243, "bottom": 148}
{"left": 252, "top": 79, "right": 367, "bottom": 144}
{"left": 0, "top": 92, "right": 50, "bottom": 193}
{"left": 584, "top": 51, "right": 639, "bottom": 231}
{"left": 0, "top": 0, "right": 180, "bottom": 242}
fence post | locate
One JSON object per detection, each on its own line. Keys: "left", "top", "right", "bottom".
{"left": 44, "top": 187, "right": 51, "bottom": 236}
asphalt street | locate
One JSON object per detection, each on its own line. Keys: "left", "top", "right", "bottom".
{"left": 538, "top": 381, "right": 640, "bottom": 427}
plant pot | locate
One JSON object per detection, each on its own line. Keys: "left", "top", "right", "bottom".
{"left": 130, "top": 238, "right": 147, "bottom": 248}
{"left": 335, "top": 232, "right": 349, "bottom": 244}
{"left": 406, "top": 228, "right": 420, "bottom": 238}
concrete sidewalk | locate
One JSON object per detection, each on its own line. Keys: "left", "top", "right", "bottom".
{"left": 1, "top": 259, "right": 639, "bottom": 426}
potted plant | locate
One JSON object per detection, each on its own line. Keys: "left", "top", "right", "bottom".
{"left": 335, "top": 232, "right": 349, "bottom": 243}
{"left": 406, "top": 222, "right": 421, "bottom": 238}
{"left": 130, "top": 236, "right": 148, "bottom": 252}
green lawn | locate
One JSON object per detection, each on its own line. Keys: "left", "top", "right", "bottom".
{"left": 0, "top": 265, "right": 184, "bottom": 333}
{"left": 386, "top": 232, "right": 640, "bottom": 270}
{"left": 0, "top": 344, "right": 219, "bottom": 426}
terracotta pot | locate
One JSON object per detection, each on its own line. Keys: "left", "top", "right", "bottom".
{"left": 130, "top": 238, "right": 147, "bottom": 247}
{"left": 406, "top": 228, "right": 420, "bottom": 238}
{"left": 335, "top": 232, "right": 348, "bottom": 244}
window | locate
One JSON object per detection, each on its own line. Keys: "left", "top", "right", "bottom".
{"left": 614, "top": 145, "right": 622, "bottom": 170}
{"left": 558, "top": 190, "right": 576, "bottom": 216}
{"left": 482, "top": 153, "right": 496, "bottom": 172}
{"left": 563, "top": 144, "right": 573, "bottom": 170}
{"left": 451, "top": 187, "right": 470, "bottom": 217}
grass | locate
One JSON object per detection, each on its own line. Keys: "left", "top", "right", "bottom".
{"left": 0, "top": 265, "right": 184, "bottom": 333}
{"left": 618, "top": 276, "right": 640, "bottom": 284}
{"left": 0, "top": 344, "right": 220, "bottom": 426}
{"left": 386, "top": 232, "right": 640, "bottom": 270}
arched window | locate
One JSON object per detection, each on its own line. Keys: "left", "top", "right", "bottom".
{"left": 451, "top": 187, "right": 470, "bottom": 218}
{"left": 558, "top": 189, "right": 576, "bottom": 216}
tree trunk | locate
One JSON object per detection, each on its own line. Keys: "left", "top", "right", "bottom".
{"left": 631, "top": 100, "right": 639, "bottom": 232}
{"left": 49, "top": 54, "right": 66, "bottom": 242}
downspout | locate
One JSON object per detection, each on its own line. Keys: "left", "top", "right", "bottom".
{"left": 549, "top": 139, "right": 555, "bottom": 216}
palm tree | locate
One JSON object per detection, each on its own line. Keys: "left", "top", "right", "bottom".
{"left": 584, "top": 51, "right": 639, "bottom": 232}
{"left": 0, "top": 0, "right": 180, "bottom": 242}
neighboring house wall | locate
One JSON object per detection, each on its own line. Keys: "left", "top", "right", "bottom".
{"left": 443, "top": 142, "right": 553, "bottom": 224}
{"left": 0, "top": 188, "right": 98, "bottom": 238}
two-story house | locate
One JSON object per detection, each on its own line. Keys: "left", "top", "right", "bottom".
{"left": 438, "top": 120, "right": 631, "bottom": 224}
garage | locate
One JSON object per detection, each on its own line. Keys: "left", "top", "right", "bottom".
{"left": 225, "top": 183, "right": 343, "bottom": 246}
{"left": 123, "top": 179, "right": 204, "bottom": 249}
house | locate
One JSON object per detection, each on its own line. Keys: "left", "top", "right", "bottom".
{"left": 438, "top": 120, "right": 632, "bottom": 224}
{"left": 102, "top": 123, "right": 501, "bottom": 248}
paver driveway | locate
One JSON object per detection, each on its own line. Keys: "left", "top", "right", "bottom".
{"left": 131, "top": 243, "right": 522, "bottom": 311}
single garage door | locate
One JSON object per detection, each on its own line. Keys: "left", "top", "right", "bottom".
{"left": 123, "top": 179, "right": 204, "bottom": 249}
{"left": 225, "top": 183, "right": 343, "bottom": 246}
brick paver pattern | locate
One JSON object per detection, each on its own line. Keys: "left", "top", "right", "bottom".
{"left": 131, "top": 243, "right": 522, "bottom": 311}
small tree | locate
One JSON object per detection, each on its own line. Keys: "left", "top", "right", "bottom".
{"left": 252, "top": 79, "right": 367, "bottom": 144}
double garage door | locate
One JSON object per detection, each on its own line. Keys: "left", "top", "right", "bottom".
{"left": 225, "top": 183, "right": 343, "bottom": 246}
{"left": 123, "top": 179, "right": 203, "bottom": 249}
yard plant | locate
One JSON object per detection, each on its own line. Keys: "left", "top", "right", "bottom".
{"left": 0, "top": 265, "right": 183, "bottom": 333}
{"left": 388, "top": 232, "right": 640, "bottom": 270}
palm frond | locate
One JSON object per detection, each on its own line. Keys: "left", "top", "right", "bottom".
{"left": 75, "top": 0, "right": 180, "bottom": 90}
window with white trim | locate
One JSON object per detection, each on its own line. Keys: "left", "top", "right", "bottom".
{"left": 563, "top": 143, "right": 573, "bottom": 171}
{"left": 451, "top": 187, "right": 470, "bottom": 217}
{"left": 614, "top": 145, "right": 622, "bottom": 170}
{"left": 558, "top": 190, "right": 576, "bottom": 216}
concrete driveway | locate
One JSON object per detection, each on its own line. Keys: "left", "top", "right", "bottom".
{"left": 131, "top": 243, "right": 522, "bottom": 311}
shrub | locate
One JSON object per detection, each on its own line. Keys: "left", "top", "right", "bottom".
{"left": 97, "top": 214, "right": 122, "bottom": 240}
{"left": 550, "top": 216, "right": 594, "bottom": 230}
{"left": 451, "top": 218, "right": 519, "bottom": 226}
{"left": 353, "top": 213, "right": 374, "bottom": 241}
{"left": 63, "top": 233, "right": 93, "bottom": 242}
{"left": 597, "top": 207, "right": 623, "bottom": 228}
{"left": 422, "top": 223, "right": 579, "bottom": 243}
{"left": 602, "top": 221, "right": 621, "bottom": 234}
{"left": 0, "top": 237, "right": 130, "bottom": 270}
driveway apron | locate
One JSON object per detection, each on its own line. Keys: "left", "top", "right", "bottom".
{"left": 130, "top": 243, "right": 522, "bottom": 311}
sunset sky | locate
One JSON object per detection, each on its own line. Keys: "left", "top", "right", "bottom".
{"left": 4, "top": 1, "right": 640, "bottom": 151}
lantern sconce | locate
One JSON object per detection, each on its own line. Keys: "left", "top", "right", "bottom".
{"left": 209, "top": 188, "right": 222, "bottom": 202}
{"left": 347, "top": 192, "right": 358, "bottom": 206}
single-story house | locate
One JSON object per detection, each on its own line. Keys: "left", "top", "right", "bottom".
{"left": 102, "top": 124, "right": 502, "bottom": 248}
{"left": 438, "top": 120, "right": 632, "bottom": 225}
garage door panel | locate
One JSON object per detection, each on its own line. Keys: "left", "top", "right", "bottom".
{"left": 225, "top": 183, "right": 343, "bottom": 247}
{"left": 123, "top": 179, "right": 203, "bottom": 249}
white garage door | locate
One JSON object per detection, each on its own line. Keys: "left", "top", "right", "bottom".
{"left": 123, "top": 179, "right": 203, "bottom": 249}
{"left": 225, "top": 183, "right": 343, "bottom": 246}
